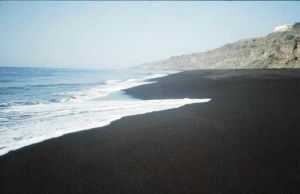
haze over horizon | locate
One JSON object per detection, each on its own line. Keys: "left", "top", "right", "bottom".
{"left": 1, "top": 1, "right": 300, "bottom": 69}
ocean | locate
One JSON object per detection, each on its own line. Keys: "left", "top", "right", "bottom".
{"left": 0, "top": 67, "right": 210, "bottom": 156}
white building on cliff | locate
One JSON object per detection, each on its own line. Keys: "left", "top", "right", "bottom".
{"left": 273, "top": 24, "right": 292, "bottom": 32}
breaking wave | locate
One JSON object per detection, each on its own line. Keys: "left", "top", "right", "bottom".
{"left": 0, "top": 68, "right": 211, "bottom": 156}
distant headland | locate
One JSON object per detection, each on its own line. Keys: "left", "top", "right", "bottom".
{"left": 137, "top": 22, "right": 300, "bottom": 70}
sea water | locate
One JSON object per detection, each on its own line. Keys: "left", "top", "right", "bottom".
{"left": 0, "top": 67, "right": 210, "bottom": 156}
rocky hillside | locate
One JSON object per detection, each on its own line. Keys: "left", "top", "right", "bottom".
{"left": 137, "top": 23, "right": 300, "bottom": 70}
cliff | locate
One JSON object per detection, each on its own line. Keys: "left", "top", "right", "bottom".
{"left": 137, "top": 23, "right": 300, "bottom": 70}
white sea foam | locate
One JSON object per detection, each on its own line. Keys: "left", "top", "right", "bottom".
{"left": 67, "top": 79, "right": 153, "bottom": 102}
{"left": 0, "top": 72, "right": 210, "bottom": 156}
{"left": 58, "top": 73, "right": 168, "bottom": 102}
{"left": 0, "top": 98, "right": 210, "bottom": 156}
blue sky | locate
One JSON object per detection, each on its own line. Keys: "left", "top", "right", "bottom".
{"left": 0, "top": 1, "right": 299, "bottom": 69}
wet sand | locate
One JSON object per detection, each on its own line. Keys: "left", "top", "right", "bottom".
{"left": 1, "top": 69, "right": 300, "bottom": 194}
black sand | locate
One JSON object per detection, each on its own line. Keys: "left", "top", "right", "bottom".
{"left": 1, "top": 69, "right": 300, "bottom": 194}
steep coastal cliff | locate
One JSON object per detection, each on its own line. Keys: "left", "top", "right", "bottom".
{"left": 137, "top": 23, "right": 300, "bottom": 70}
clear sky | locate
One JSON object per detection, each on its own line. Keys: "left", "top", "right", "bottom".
{"left": 0, "top": 1, "right": 299, "bottom": 69}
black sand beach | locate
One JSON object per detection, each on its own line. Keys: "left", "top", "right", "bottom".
{"left": 1, "top": 69, "right": 300, "bottom": 194}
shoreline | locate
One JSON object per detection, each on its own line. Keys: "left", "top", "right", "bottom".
{"left": 1, "top": 69, "right": 300, "bottom": 193}
{"left": 0, "top": 70, "right": 178, "bottom": 156}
